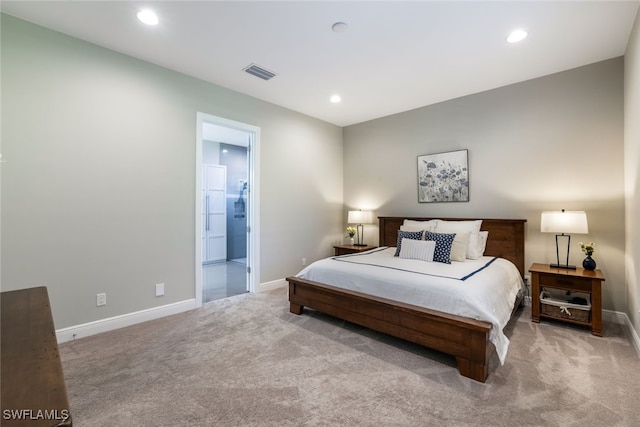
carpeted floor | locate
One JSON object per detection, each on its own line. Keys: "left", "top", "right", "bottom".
{"left": 59, "top": 287, "right": 640, "bottom": 426}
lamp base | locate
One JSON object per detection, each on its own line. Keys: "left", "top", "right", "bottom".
{"left": 549, "top": 263, "right": 577, "bottom": 270}
{"left": 353, "top": 243, "right": 368, "bottom": 247}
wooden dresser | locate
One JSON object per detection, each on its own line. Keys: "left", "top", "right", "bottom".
{"left": 1, "top": 287, "right": 72, "bottom": 426}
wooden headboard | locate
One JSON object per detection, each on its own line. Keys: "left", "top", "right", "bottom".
{"left": 378, "top": 217, "right": 527, "bottom": 278}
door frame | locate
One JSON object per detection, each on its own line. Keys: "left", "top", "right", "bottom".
{"left": 195, "top": 112, "right": 260, "bottom": 306}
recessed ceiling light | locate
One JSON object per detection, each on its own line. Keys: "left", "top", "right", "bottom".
{"left": 137, "top": 9, "right": 159, "bottom": 26}
{"left": 332, "top": 22, "right": 348, "bottom": 33}
{"left": 506, "top": 29, "right": 528, "bottom": 43}
{"left": 330, "top": 95, "right": 342, "bottom": 103}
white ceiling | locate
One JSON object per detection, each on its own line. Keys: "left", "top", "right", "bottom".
{"left": 2, "top": 1, "right": 639, "bottom": 127}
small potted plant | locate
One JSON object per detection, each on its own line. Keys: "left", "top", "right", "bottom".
{"left": 346, "top": 226, "right": 356, "bottom": 245}
{"left": 579, "top": 241, "right": 596, "bottom": 270}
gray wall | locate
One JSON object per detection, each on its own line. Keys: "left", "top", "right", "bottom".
{"left": 0, "top": 14, "right": 343, "bottom": 328}
{"left": 625, "top": 9, "right": 640, "bottom": 339}
{"left": 344, "top": 58, "right": 626, "bottom": 313}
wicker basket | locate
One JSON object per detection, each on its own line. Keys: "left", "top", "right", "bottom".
{"left": 540, "top": 289, "right": 591, "bottom": 323}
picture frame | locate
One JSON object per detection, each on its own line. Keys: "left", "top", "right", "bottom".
{"left": 417, "top": 149, "right": 469, "bottom": 203}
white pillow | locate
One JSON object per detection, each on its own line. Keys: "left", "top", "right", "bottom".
{"left": 398, "top": 238, "right": 436, "bottom": 262}
{"left": 403, "top": 219, "right": 439, "bottom": 232}
{"left": 436, "top": 220, "right": 482, "bottom": 259}
{"left": 400, "top": 225, "right": 428, "bottom": 234}
{"left": 441, "top": 231, "right": 470, "bottom": 262}
{"left": 435, "top": 219, "right": 482, "bottom": 233}
{"left": 467, "top": 231, "right": 489, "bottom": 259}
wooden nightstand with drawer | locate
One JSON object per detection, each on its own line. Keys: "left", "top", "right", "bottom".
{"left": 333, "top": 244, "right": 375, "bottom": 256}
{"left": 529, "top": 263, "right": 605, "bottom": 336}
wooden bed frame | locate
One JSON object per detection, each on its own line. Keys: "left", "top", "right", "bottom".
{"left": 286, "top": 216, "right": 526, "bottom": 382}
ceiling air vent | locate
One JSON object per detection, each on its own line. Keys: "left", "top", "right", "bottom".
{"left": 243, "top": 63, "right": 277, "bottom": 81}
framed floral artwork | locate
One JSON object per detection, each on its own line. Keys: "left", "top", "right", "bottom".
{"left": 417, "top": 149, "right": 469, "bottom": 203}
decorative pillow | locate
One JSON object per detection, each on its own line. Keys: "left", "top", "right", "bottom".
{"left": 399, "top": 239, "right": 436, "bottom": 262}
{"left": 435, "top": 230, "right": 470, "bottom": 262}
{"left": 403, "top": 219, "right": 439, "bottom": 232}
{"left": 424, "top": 231, "right": 456, "bottom": 264}
{"left": 435, "top": 220, "right": 482, "bottom": 259}
{"left": 394, "top": 230, "right": 424, "bottom": 256}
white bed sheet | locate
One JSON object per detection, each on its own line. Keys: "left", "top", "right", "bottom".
{"left": 296, "top": 247, "right": 524, "bottom": 364}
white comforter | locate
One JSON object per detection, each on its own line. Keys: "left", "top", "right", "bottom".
{"left": 296, "top": 247, "right": 524, "bottom": 364}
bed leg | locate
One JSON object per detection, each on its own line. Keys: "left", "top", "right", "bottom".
{"left": 290, "top": 303, "right": 303, "bottom": 315}
{"left": 456, "top": 357, "right": 488, "bottom": 383}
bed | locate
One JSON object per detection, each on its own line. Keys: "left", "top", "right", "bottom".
{"left": 286, "top": 216, "right": 526, "bottom": 382}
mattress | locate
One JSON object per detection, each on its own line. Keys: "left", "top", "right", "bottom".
{"left": 296, "top": 247, "right": 524, "bottom": 364}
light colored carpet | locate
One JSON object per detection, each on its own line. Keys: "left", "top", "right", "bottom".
{"left": 59, "top": 287, "right": 640, "bottom": 426}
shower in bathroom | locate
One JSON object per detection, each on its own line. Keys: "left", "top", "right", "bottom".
{"left": 234, "top": 181, "right": 247, "bottom": 219}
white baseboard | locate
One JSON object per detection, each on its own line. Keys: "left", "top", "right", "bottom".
{"left": 603, "top": 308, "right": 626, "bottom": 325}
{"left": 606, "top": 309, "right": 640, "bottom": 357}
{"left": 56, "top": 299, "right": 197, "bottom": 343}
{"left": 258, "top": 278, "right": 287, "bottom": 292}
{"left": 56, "top": 279, "right": 288, "bottom": 343}
{"left": 629, "top": 320, "right": 640, "bottom": 357}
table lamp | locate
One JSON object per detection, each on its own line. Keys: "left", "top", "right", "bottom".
{"left": 540, "top": 210, "right": 588, "bottom": 269}
{"left": 347, "top": 210, "right": 373, "bottom": 246}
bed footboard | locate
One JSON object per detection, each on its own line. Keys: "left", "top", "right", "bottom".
{"left": 287, "top": 276, "right": 493, "bottom": 382}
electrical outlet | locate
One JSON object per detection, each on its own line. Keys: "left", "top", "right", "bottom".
{"left": 524, "top": 275, "right": 531, "bottom": 286}
{"left": 155, "top": 283, "right": 165, "bottom": 297}
{"left": 96, "top": 293, "right": 106, "bottom": 306}
{"left": 302, "top": 258, "right": 306, "bottom": 266}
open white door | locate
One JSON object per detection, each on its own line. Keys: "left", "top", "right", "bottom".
{"left": 196, "top": 112, "right": 260, "bottom": 307}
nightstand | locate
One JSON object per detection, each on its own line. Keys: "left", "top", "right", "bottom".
{"left": 529, "top": 263, "right": 605, "bottom": 336}
{"left": 333, "top": 244, "right": 375, "bottom": 256}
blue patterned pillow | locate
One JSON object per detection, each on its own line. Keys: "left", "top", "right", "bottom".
{"left": 394, "top": 230, "right": 424, "bottom": 256}
{"left": 424, "top": 231, "right": 456, "bottom": 264}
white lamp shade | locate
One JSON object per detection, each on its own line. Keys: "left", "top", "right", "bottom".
{"left": 540, "top": 211, "right": 588, "bottom": 234}
{"left": 347, "top": 210, "right": 373, "bottom": 224}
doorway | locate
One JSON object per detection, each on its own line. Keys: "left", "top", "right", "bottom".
{"left": 196, "top": 113, "right": 260, "bottom": 306}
